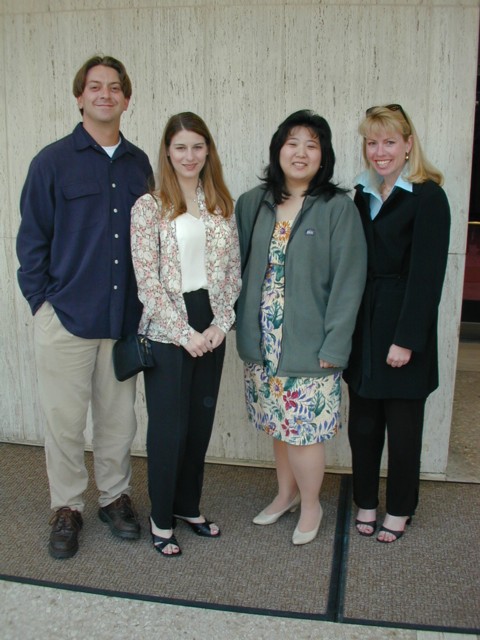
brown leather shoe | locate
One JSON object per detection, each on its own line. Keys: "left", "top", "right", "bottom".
{"left": 48, "top": 507, "right": 83, "bottom": 559}
{"left": 98, "top": 494, "right": 140, "bottom": 540}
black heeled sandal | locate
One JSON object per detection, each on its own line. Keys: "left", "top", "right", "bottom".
{"left": 377, "top": 517, "right": 412, "bottom": 544}
{"left": 355, "top": 519, "right": 377, "bottom": 537}
{"left": 174, "top": 515, "right": 221, "bottom": 538}
{"left": 151, "top": 531, "right": 182, "bottom": 556}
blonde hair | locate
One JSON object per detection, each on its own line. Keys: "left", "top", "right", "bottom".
{"left": 155, "top": 112, "right": 233, "bottom": 219}
{"left": 359, "top": 105, "right": 444, "bottom": 186}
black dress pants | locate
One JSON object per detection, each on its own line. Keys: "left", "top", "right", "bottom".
{"left": 347, "top": 388, "right": 426, "bottom": 516}
{"left": 143, "top": 289, "right": 225, "bottom": 529}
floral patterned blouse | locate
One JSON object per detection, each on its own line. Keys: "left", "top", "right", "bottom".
{"left": 131, "top": 188, "right": 241, "bottom": 346}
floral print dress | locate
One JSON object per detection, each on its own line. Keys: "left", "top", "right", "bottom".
{"left": 244, "top": 220, "right": 341, "bottom": 446}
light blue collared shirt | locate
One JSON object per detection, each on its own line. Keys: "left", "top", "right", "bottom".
{"left": 356, "top": 170, "right": 413, "bottom": 219}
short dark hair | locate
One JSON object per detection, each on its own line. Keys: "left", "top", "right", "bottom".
{"left": 262, "top": 109, "right": 344, "bottom": 203}
{"left": 72, "top": 55, "right": 132, "bottom": 103}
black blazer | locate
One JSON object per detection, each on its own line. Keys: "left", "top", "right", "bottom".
{"left": 343, "top": 179, "right": 451, "bottom": 399}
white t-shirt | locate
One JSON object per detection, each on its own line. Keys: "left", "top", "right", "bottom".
{"left": 102, "top": 142, "right": 121, "bottom": 158}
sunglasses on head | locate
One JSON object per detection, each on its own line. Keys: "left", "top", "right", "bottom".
{"left": 366, "top": 104, "right": 408, "bottom": 122}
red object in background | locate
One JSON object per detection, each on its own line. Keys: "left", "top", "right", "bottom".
{"left": 463, "top": 223, "right": 480, "bottom": 301}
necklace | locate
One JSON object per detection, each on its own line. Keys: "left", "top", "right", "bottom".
{"left": 380, "top": 182, "right": 393, "bottom": 201}
{"left": 183, "top": 192, "right": 198, "bottom": 204}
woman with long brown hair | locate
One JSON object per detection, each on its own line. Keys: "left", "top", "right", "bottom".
{"left": 131, "top": 112, "right": 241, "bottom": 556}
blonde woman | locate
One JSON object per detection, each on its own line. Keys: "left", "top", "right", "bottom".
{"left": 131, "top": 113, "right": 241, "bottom": 556}
{"left": 344, "top": 105, "right": 451, "bottom": 543}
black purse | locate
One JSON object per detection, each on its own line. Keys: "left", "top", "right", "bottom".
{"left": 112, "top": 334, "right": 155, "bottom": 381}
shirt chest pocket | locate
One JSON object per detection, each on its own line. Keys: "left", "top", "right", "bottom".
{"left": 129, "top": 182, "right": 148, "bottom": 199}
{"left": 61, "top": 181, "right": 103, "bottom": 232}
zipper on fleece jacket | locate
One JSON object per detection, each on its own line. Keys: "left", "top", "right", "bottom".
{"left": 271, "top": 197, "right": 310, "bottom": 375}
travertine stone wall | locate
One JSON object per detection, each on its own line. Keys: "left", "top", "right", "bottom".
{"left": 1, "top": 0, "right": 478, "bottom": 475}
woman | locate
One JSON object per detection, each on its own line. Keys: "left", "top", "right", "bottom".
{"left": 344, "top": 104, "right": 451, "bottom": 543}
{"left": 131, "top": 112, "right": 241, "bottom": 556}
{"left": 235, "top": 110, "right": 367, "bottom": 545}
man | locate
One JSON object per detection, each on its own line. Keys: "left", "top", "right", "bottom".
{"left": 16, "top": 56, "right": 153, "bottom": 559}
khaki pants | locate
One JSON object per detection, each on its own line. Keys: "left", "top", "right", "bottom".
{"left": 34, "top": 302, "right": 137, "bottom": 511}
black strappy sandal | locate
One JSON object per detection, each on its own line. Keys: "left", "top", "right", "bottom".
{"left": 151, "top": 531, "right": 182, "bottom": 556}
{"left": 174, "top": 515, "right": 221, "bottom": 538}
{"left": 355, "top": 519, "right": 377, "bottom": 537}
{"left": 376, "top": 517, "right": 412, "bottom": 543}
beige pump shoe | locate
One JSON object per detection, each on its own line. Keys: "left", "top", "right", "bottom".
{"left": 253, "top": 493, "right": 301, "bottom": 525}
{"left": 292, "top": 504, "right": 323, "bottom": 545}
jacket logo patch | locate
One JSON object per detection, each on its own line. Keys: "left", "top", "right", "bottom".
{"left": 305, "top": 228, "right": 315, "bottom": 236}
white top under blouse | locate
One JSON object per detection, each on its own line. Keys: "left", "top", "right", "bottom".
{"left": 175, "top": 212, "right": 208, "bottom": 293}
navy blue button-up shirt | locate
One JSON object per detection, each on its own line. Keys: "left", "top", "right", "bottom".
{"left": 17, "top": 123, "right": 153, "bottom": 339}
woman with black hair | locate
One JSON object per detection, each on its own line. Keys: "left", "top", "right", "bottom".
{"left": 235, "top": 110, "right": 367, "bottom": 545}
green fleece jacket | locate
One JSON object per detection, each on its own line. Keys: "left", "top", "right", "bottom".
{"left": 235, "top": 185, "right": 367, "bottom": 377}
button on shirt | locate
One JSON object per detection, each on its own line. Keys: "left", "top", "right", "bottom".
{"left": 17, "top": 123, "right": 153, "bottom": 338}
